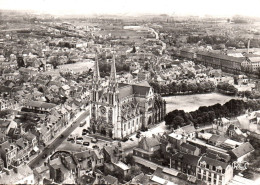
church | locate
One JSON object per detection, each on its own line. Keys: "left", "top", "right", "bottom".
{"left": 90, "top": 55, "right": 166, "bottom": 139}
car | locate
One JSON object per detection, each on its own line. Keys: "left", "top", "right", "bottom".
{"left": 80, "top": 121, "right": 86, "bottom": 127}
{"left": 141, "top": 127, "right": 148, "bottom": 132}
{"left": 136, "top": 134, "right": 140, "bottom": 138}
{"left": 92, "top": 145, "right": 99, "bottom": 149}
{"left": 60, "top": 134, "right": 64, "bottom": 138}
{"left": 91, "top": 138, "right": 98, "bottom": 143}
{"left": 76, "top": 140, "right": 83, "bottom": 144}
{"left": 67, "top": 138, "right": 73, "bottom": 141}
{"left": 42, "top": 154, "right": 47, "bottom": 159}
{"left": 76, "top": 137, "right": 83, "bottom": 141}
{"left": 130, "top": 138, "right": 134, "bottom": 141}
{"left": 122, "top": 137, "right": 129, "bottom": 142}
{"left": 83, "top": 141, "right": 90, "bottom": 146}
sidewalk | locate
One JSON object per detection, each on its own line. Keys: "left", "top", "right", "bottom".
{"left": 45, "top": 110, "right": 86, "bottom": 146}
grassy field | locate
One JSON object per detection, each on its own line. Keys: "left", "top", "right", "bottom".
{"left": 43, "top": 61, "right": 94, "bottom": 76}
{"left": 163, "top": 93, "right": 238, "bottom": 113}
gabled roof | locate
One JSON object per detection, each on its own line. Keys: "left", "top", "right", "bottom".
{"left": 199, "top": 156, "right": 228, "bottom": 169}
{"left": 103, "top": 175, "right": 118, "bottom": 184}
{"left": 142, "top": 136, "right": 160, "bottom": 148}
{"left": 172, "top": 152, "right": 200, "bottom": 166}
{"left": 24, "top": 100, "right": 57, "bottom": 109}
{"left": 181, "top": 142, "right": 197, "bottom": 151}
{"left": 231, "top": 142, "right": 254, "bottom": 158}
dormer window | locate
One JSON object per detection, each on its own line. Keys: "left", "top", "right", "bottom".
{"left": 200, "top": 161, "right": 206, "bottom": 168}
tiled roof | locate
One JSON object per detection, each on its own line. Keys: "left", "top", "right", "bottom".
{"left": 199, "top": 156, "right": 228, "bottom": 169}
{"left": 103, "top": 175, "right": 118, "bottom": 184}
{"left": 231, "top": 142, "right": 254, "bottom": 158}
{"left": 25, "top": 100, "right": 57, "bottom": 109}
{"left": 197, "top": 50, "right": 245, "bottom": 63}
{"left": 181, "top": 142, "right": 197, "bottom": 151}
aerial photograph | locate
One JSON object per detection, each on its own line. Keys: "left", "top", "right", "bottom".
{"left": 0, "top": 0, "right": 260, "bottom": 184}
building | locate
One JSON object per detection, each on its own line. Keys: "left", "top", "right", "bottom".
{"left": 0, "top": 141, "right": 18, "bottom": 168}
{"left": 196, "top": 156, "right": 233, "bottom": 185}
{"left": 133, "top": 135, "right": 161, "bottom": 160}
{"left": 137, "top": 70, "right": 151, "bottom": 81}
{"left": 196, "top": 50, "right": 244, "bottom": 74}
{"left": 170, "top": 152, "right": 200, "bottom": 176}
{"left": 90, "top": 55, "right": 166, "bottom": 139}
{"left": 229, "top": 142, "right": 254, "bottom": 162}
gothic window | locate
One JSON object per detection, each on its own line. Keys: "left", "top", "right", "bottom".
{"left": 108, "top": 109, "right": 113, "bottom": 122}
{"left": 99, "top": 106, "right": 106, "bottom": 115}
{"left": 136, "top": 118, "right": 138, "bottom": 125}
{"left": 92, "top": 106, "right": 96, "bottom": 117}
{"left": 132, "top": 120, "right": 134, "bottom": 127}
{"left": 128, "top": 122, "right": 130, "bottom": 129}
{"left": 124, "top": 124, "right": 126, "bottom": 131}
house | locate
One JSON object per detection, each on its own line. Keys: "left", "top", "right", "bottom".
{"left": 196, "top": 156, "right": 233, "bottom": 185}
{"left": 236, "top": 113, "right": 259, "bottom": 134}
{"left": 73, "top": 149, "right": 104, "bottom": 170}
{"left": 133, "top": 136, "right": 160, "bottom": 160}
{"left": 0, "top": 119, "right": 18, "bottom": 135}
{"left": 230, "top": 142, "right": 254, "bottom": 162}
{"left": 0, "top": 98, "right": 18, "bottom": 111}
{"left": 48, "top": 157, "right": 75, "bottom": 184}
{"left": 103, "top": 174, "right": 118, "bottom": 184}
{"left": 179, "top": 142, "right": 201, "bottom": 156}
{"left": 151, "top": 167, "right": 188, "bottom": 185}
{"left": 112, "top": 161, "right": 130, "bottom": 177}
{"left": 0, "top": 141, "right": 17, "bottom": 168}
{"left": 208, "top": 134, "right": 227, "bottom": 146}
{"left": 227, "top": 124, "right": 247, "bottom": 142}
{"left": 175, "top": 124, "right": 196, "bottom": 139}
{"left": 170, "top": 152, "right": 200, "bottom": 176}
{"left": 213, "top": 118, "right": 232, "bottom": 134}
{"left": 15, "top": 137, "right": 31, "bottom": 166}
{"left": 23, "top": 101, "right": 57, "bottom": 114}
{"left": 103, "top": 145, "right": 123, "bottom": 163}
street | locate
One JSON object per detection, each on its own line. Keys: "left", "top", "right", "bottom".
{"left": 28, "top": 111, "right": 89, "bottom": 169}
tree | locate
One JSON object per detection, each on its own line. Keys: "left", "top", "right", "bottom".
{"left": 125, "top": 153, "right": 134, "bottom": 166}
{"left": 172, "top": 116, "right": 185, "bottom": 128}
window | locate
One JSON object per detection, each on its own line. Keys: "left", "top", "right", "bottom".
{"left": 128, "top": 122, "right": 130, "bottom": 129}
{"left": 132, "top": 120, "right": 134, "bottom": 127}
{"left": 124, "top": 124, "right": 126, "bottom": 131}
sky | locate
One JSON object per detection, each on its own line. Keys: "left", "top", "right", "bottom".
{"left": 0, "top": 0, "right": 260, "bottom": 17}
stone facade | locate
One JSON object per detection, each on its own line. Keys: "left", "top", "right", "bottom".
{"left": 90, "top": 55, "right": 166, "bottom": 139}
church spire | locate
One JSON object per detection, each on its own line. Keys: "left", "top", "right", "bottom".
{"left": 93, "top": 54, "right": 100, "bottom": 83}
{"left": 110, "top": 54, "right": 117, "bottom": 84}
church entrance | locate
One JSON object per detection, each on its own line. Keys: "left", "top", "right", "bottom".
{"left": 101, "top": 127, "right": 106, "bottom": 136}
{"left": 148, "top": 116, "right": 152, "bottom": 125}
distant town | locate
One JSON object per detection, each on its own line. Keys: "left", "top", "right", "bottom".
{"left": 0, "top": 10, "right": 260, "bottom": 185}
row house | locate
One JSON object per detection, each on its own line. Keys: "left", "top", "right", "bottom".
{"left": 0, "top": 98, "right": 18, "bottom": 111}
{"left": 23, "top": 100, "right": 57, "bottom": 114}
{"left": 196, "top": 156, "right": 233, "bottom": 185}
{"left": 196, "top": 50, "right": 244, "bottom": 74}
{"left": 73, "top": 149, "right": 104, "bottom": 171}
{"left": 0, "top": 141, "right": 18, "bottom": 168}
{"left": 170, "top": 152, "right": 200, "bottom": 176}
